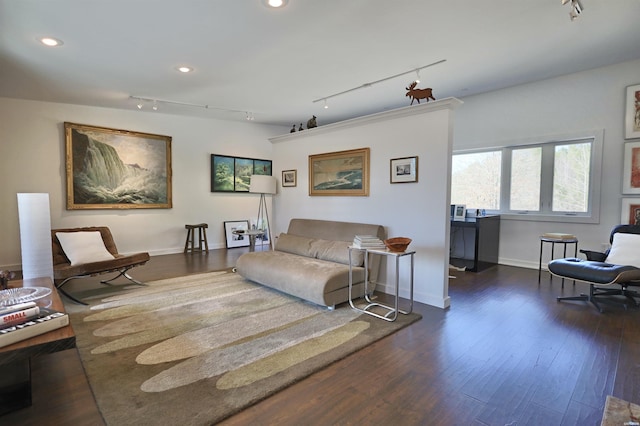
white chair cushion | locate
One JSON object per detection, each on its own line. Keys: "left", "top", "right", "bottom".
{"left": 605, "top": 232, "right": 640, "bottom": 268}
{"left": 56, "top": 231, "right": 115, "bottom": 266}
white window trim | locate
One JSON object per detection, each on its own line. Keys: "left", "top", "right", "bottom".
{"left": 453, "top": 129, "right": 603, "bottom": 224}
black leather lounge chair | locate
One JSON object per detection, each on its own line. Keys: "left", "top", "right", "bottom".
{"left": 548, "top": 224, "right": 640, "bottom": 312}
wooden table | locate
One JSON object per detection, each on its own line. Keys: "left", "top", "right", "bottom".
{"left": 0, "top": 277, "right": 76, "bottom": 415}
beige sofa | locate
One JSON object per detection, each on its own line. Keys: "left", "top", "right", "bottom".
{"left": 236, "top": 218, "right": 386, "bottom": 308}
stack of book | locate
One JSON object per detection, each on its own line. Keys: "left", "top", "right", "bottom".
{"left": 353, "top": 235, "right": 386, "bottom": 249}
{"left": 0, "top": 301, "right": 69, "bottom": 348}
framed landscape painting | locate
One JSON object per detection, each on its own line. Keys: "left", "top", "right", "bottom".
{"left": 308, "top": 148, "right": 370, "bottom": 196}
{"left": 211, "top": 155, "right": 272, "bottom": 192}
{"left": 64, "top": 122, "right": 172, "bottom": 210}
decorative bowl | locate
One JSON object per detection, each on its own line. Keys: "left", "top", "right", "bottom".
{"left": 384, "top": 237, "right": 412, "bottom": 253}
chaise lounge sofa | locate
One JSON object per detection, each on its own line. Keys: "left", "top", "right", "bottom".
{"left": 236, "top": 218, "right": 386, "bottom": 308}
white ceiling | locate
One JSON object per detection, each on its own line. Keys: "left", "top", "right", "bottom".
{"left": 2, "top": 0, "right": 640, "bottom": 127}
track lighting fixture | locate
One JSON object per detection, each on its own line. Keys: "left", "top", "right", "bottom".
{"left": 562, "top": 0, "right": 584, "bottom": 21}
{"left": 312, "top": 59, "right": 445, "bottom": 106}
{"left": 323, "top": 99, "right": 328, "bottom": 109}
{"left": 415, "top": 69, "right": 421, "bottom": 84}
{"left": 129, "top": 96, "right": 258, "bottom": 121}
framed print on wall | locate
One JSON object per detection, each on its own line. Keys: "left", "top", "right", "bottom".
{"left": 622, "top": 141, "right": 640, "bottom": 194}
{"left": 621, "top": 198, "right": 640, "bottom": 225}
{"left": 390, "top": 156, "right": 418, "bottom": 183}
{"left": 625, "top": 84, "right": 640, "bottom": 140}
{"left": 64, "top": 122, "right": 172, "bottom": 210}
{"left": 210, "top": 154, "right": 272, "bottom": 192}
{"left": 282, "top": 169, "right": 297, "bottom": 187}
{"left": 223, "top": 220, "right": 250, "bottom": 248}
{"left": 308, "top": 147, "right": 370, "bottom": 196}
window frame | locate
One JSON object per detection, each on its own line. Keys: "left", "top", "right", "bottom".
{"left": 452, "top": 130, "right": 603, "bottom": 224}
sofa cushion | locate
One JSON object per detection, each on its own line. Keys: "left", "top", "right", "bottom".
{"left": 310, "top": 238, "right": 364, "bottom": 267}
{"left": 55, "top": 231, "right": 115, "bottom": 266}
{"left": 276, "top": 233, "right": 364, "bottom": 267}
{"left": 275, "top": 233, "right": 315, "bottom": 257}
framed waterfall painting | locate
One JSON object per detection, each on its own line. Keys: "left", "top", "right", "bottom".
{"left": 64, "top": 122, "right": 172, "bottom": 210}
{"left": 308, "top": 147, "right": 370, "bottom": 196}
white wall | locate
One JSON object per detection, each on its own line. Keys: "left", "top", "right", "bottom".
{"left": 270, "top": 99, "right": 462, "bottom": 309}
{"left": 0, "top": 98, "right": 287, "bottom": 269}
{"left": 453, "top": 58, "right": 640, "bottom": 269}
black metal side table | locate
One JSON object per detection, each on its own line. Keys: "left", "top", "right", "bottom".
{"left": 538, "top": 235, "right": 578, "bottom": 287}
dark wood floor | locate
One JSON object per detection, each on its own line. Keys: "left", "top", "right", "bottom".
{"left": 4, "top": 249, "right": 639, "bottom": 425}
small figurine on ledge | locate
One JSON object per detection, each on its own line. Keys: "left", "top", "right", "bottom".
{"left": 298, "top": 123, "right": 304, "bottom": 131}
{"left": 306, "top": 115, "right": 317, "bottom": 129}
{"left": 405, "top": 81, "right": 435, "bottom": 105}
{"left": 290, "top": 125, "right": 296, "bottom": 133}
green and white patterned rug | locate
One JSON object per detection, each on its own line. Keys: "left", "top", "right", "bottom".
{"left": 67, "top": 271, "right": 421, "bottom": 425}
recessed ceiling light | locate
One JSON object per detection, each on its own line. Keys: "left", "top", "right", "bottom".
{"left": 39, "top": 37, "right": 63, "bottom": 47}
{"left": 263, "top": 0, "right": 288, "bottom": 8}
{"left": 177, "top": 66, "right": 193, "bottom": 73}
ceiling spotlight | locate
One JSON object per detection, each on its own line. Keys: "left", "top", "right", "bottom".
{"left": 323, "top": 99, "right": 329, "bottom": 109}
{"left": 415, "top": 69, "right": 421, "bottom": 84}
{"left": 152, "top": 101, "right": 158, "bottom": 111}
{"left": 263, "top": 0, "right": 288, "bottom": 8}
{"left": 136, "top": 102, "right": 143, "bottom": 110}
{"left": 246, "top": 112, "right": 255, "bottom": 121}
{"left": 39, "top": 37, "right": 63, "bottom": 47}
{"left": 177, "top": 66, "right": 193, "bottom": 73}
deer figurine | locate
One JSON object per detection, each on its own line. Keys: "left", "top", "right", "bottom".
{"left": 405, "top": 81, "right": 435, "bottom": 105}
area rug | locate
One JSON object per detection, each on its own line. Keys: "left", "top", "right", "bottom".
{"left": 67, "top": 271, "right": 422, "bottom": 425}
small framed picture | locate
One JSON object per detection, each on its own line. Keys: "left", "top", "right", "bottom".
{"left": 621, "top": 198, "right": 640, "bottom": 225}
{"left": 452, "top": 204, "right": 466, "bottom": 222}
{"left": 624, "top": 84, "right": 640, "bottom": 140}
{"left": 390, "top": 156, "right": 418, "bottom": 183}
{"left": 282, "top": 169, "right": 297, "bottom": 187}
{"left": 622, "top": 141, "right": 640, "bottom": 194}
{"left": 224, "top": 220, "right": 250, "bottom": 249}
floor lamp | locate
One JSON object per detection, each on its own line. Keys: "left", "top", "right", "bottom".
{"left": 249, "top": 175, "right": 277, "bottom": 249}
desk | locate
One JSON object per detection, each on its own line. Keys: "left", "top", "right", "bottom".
{"left": 450, "top": 215, "right": 500, "bottom": 272}
{"left": 348, "top": 247, "right": 414, "bottom": 322}
{"left": 0, "top": 277, "right": 75, "bottom": 415}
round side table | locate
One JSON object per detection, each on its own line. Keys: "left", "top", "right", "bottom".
{"left": 538, "top": 235, "right": 578, "bottom": 287}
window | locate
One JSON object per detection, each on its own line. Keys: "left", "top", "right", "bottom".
{"left": 451, "top": 131, "right": 603, "bottom": 223}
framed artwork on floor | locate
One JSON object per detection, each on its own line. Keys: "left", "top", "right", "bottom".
{"left": 621, "top": 198, "right": 640, "bottom": 225}
{"left": 390, "top": 156, "right": 418, "bottom": 183}
{"left": 64, "top": 122, "right": 172, "bottom": 210}
{"left": 622, "top": 141, "right": 640, "bottom": 194}
{"left": 625, "top": 84, "right": 640, "bottom": 140}
{"left": 308, "top": 147, "right": 370, "bottom": 196}
{"left": 224, "top": 220, "right": 250, "bottom": 249}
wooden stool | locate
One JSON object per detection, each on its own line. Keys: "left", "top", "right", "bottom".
{"left": 184, "top": 224, "right": 209, "bottom": 253}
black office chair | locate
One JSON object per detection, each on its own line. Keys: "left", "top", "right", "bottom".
{"left": 548, "top": 225, "right": 640, "bottom": 312}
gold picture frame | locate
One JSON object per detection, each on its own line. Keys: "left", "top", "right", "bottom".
{"left": 64, "top": 122, "right": 172, "bottom": 210}
{"left": 309, "top": 147, "right": 370, "bottom": 196}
